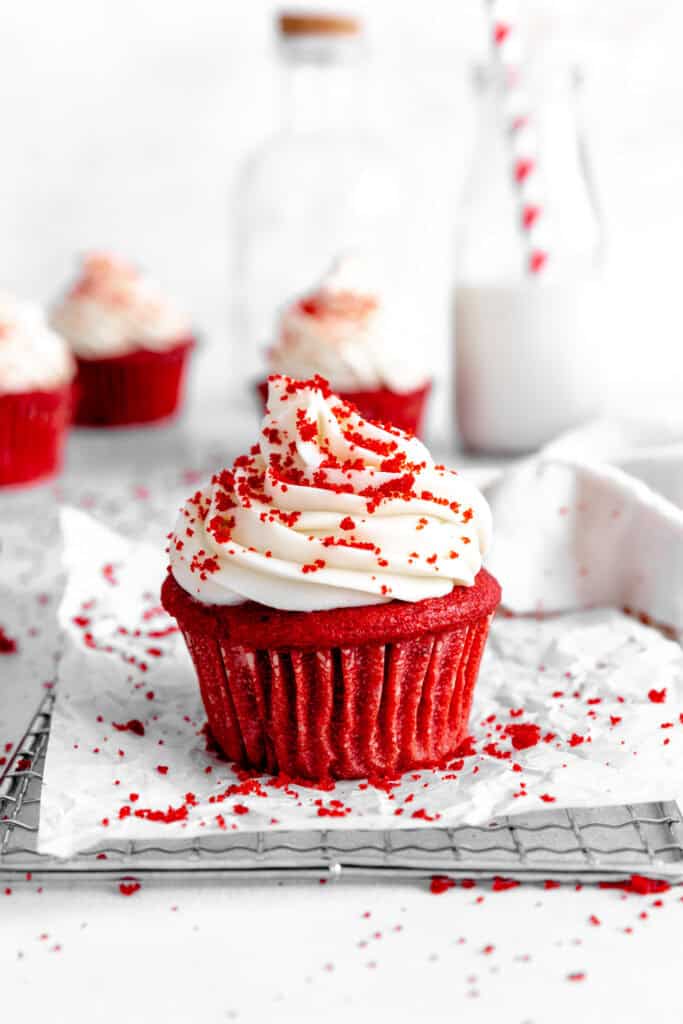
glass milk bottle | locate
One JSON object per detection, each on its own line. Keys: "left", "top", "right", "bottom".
{"left": 454, "top": 65, "right": 605, "bottom": 454}
{"left": 232, "top": 12, "right": 406, "bottom": 389}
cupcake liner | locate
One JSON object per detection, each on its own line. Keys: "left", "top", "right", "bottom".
{"left": 0, "top": 386, "right": 71, "bottom": 487}
{"left": 257, "top": 378, "right": 432, "bottom": 437}
{"left": 74, "top": 338, "right": 194, "bottom": 427}
{"left": 163, "top": 571, "right": 500, "bottom": 781}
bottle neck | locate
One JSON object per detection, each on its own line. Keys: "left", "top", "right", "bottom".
{"left": 458, "top": 66, "right": 603, "bottom": 280}
{"left": 278, "top": 46, "right": 364, "bottom": 135}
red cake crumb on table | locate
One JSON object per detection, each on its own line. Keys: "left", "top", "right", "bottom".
{"left": 112, "top": 719, "right": 145, "bottom": 736}
{"left": 118, "top": 881, "right": 141, "bottom": 896}
{"left": 599, "top": 875, "right": 671, "bottom": 895}
{"left": 492, "top": 877, "right": 519, "bottom": 891}
{"left": 0, "top": 627, "right": 17, "bottom": 654}
{"left": 430, "top": 876, "right": 457, "bottom": 894}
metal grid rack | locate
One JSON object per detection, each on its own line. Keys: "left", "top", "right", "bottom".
{"left": 2, "top": 692, "right": 683, "bottom": 885}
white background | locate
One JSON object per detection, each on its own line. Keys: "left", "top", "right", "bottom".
{"left": 1, "top": 0, "right": 682, "bottom": 428}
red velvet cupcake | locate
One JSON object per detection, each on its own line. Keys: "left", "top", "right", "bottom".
{"left": 261, "top": 255, "right": 432, "bottom": 437}
{"left": 162, "top": 375, "right": 499, "bottom": 782}
{"left": 52, "top": 253, "right": 194, "bottom": 428}
{"left": 0, "top": 295, "right": 74, "bottom": 487}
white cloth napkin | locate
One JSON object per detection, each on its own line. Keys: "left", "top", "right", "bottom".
{"left": 485, "top": 415, "right": 683, "bottom": 634}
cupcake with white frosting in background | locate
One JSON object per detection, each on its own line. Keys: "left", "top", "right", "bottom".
{"left": 259, "top": 254, "right": 432, "bottom": 436}
{"left": 0, "top": 293, "right": 74, "bottom": 486}
{"left": 52, "top": 253, "right": 195, "bottom": 427}
{"left": 162, "top": 374, "right": 500, "bottom": 782}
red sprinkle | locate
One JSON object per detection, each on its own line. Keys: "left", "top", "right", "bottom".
{"left": 430, "top": 876, "right": 456, "bottom": 894}
{"left": 112, "top": 719, "right": 145, "bottom": 737}
{"left": 599, "top": 875, "right": 671, "bottom": 895}
{"left": 0, "top": 627, "right": 17, "bottom": 654}
{"left": 505, "top": 723, "right": 541, "bottom": 750}
{"left": 119, "top": 881, "right": 141, "bottom": 897}
{"left": 492, "top": 877, "right": 519, "bottom": 891}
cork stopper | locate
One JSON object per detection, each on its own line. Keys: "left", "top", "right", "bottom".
{"left": 278, "top": 12, "right": 361, "bottom": 37}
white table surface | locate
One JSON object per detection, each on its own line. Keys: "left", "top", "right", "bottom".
{"left": 1, "top": 389, "right": 680, "bottom": 1023}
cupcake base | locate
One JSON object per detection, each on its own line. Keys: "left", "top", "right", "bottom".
{"left": 257, "top": 378, "right": 432, "bottom": 437}
{"left": 162, "top": 570, "right": 500, "bottom": 781}
{"left": 0, "top": 386, "right": 72, "bottom": 487}
{"left": 74, "top": 338, "right": 194, "bottom": 427}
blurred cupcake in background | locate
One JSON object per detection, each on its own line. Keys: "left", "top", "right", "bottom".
{"left": 52, "top": 253, "right": 194, "bottom": 427}
{"left": 259, "top": 255, "right": 431, "bottom": 436}
{"left": 0, "top": 294, "right": 74, "bottom": 487}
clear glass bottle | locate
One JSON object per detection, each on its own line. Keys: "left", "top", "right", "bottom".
{"left": 454, "top": 64, "right": 606, "bottom": 454}
{"left": 232, "top": 12, "right": 407, "bottom": 389}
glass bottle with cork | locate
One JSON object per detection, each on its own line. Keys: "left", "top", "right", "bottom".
{"left": 232, "top": 11, "right": 407, "bottom": 392}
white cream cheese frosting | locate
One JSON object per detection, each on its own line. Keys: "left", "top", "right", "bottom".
{"left": 268, "top": 255, "right": 429, "bottom": 394}
{"left": 169, "top": 375, "right": 491, "bottom": 612}
{"left": 0, "top": 294, "right": 75, "bottom": 394}
{"left": 51, "top": 253, "right": 192, "bottom": 358}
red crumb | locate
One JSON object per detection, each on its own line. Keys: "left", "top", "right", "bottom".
{"left": 118, "top": 881, "right": 141, "bottom": 896}
{"left": 102, "top": 563, "right": 119, "bottom": 586}
{"left": 430, "top": 876, "right": 456, "bottom": 894}
{"left": 112, "top": 719, "right": 145, "bottom": 736}
{"left": 492, "top": 877, "right": 520, "bottom": 891}
{"left": 0, "top": 627, "right": 17, "bottom": 654}
{"left": 504, "top": 723, "right": 541, "bottom": 750}
{"left": 648, "top": 688, "right": 667, "bottom": 703}
{"left": 567, "top": 972, "right": 586, "bottom": 982}
{"left": 599, "top": 875, "right": 671, "bottom": 895}
{"left": 411, "top": 808, "right": 441, "bottom": 822}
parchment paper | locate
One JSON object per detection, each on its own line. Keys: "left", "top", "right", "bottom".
{"left": 37, "top": 508, "right": 683, "bottom": 858}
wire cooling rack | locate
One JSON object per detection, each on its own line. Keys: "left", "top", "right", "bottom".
{"left": 2, "top": 691, "right": 683, "bottom": 885}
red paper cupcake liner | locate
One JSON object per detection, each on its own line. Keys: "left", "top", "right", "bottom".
{"left": 257, "top": 378, "right": 432, "bottom": 437}
{"left": 162, "top": 570, "right": 500, "bottom": 781}
{"left": 74, "top": 338, "right": 194, "bottom": 427}
{"left": 0, "top": 385, "right": 71, "bottom": 487}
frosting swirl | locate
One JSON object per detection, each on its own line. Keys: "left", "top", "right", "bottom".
{"left": 0, "top": 294, "right": 74, "bottom": 394}
{"left": 51, "top": 252, "right": 192, "bottom": 358}
{"left": 169, "top": 375, "right": 491, "bottom": 612}
{"left": 268, "top": 255, "right": 428, "bottom": 393}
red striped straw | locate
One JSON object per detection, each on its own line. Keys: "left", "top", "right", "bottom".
{"left": 484, "top": 0, "right": 549, "bottom": 276}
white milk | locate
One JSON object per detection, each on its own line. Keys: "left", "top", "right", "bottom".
{"left": 454, "top": 281, "right": 605, "bottom": 453}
